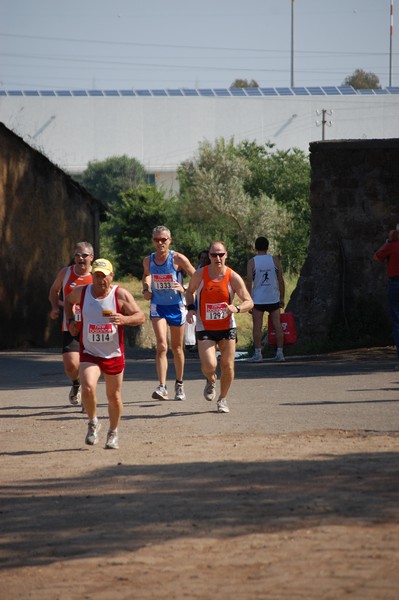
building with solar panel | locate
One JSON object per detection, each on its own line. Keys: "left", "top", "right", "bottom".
{"left": 1, "top": 85, "right": 398, "bottom": 193}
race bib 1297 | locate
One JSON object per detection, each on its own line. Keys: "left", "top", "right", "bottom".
{"left": 205, "top": 303, "right": 228, "bottom": 320}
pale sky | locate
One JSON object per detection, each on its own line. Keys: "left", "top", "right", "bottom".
{"left": 1, "top": 0, "right": 397, "bottom": 91}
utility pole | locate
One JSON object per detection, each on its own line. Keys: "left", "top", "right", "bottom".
{"left": 389, "top": 0, "right": 394, "bottom": 87}
{"left": 290, "top": 0, "right": 295, "bottom": 87}
{"left": 316, "top": 109, "right": 333, "bottom": 140}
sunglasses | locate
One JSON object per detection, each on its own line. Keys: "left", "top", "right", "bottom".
{"left": 153, "top": 237, "right": 169, "bottom": 243}
{"left": 210, "top": 252, "right": 226, "bottom": 258}
{"left": 75, "top": 252, "right": 91, "bottom": 259}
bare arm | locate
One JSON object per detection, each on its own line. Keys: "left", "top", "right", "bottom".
{"left": 185, "top": 269, "right": 203, "bottom": 323}
{"left": 110, "top": 287, "right": 146, "bottom": 327}
{"left": 273, "top": 256, "right": 285, "bottom": 309}
{"left": 64, "top": 286, "right": 84, "bottom": 336}
{"left": 141, "top": 256, "right": 153, "bottom": 300}
{"left": 48, "top": 266, "right": 68, "bottom": 318}
{"left": 229, "top": 271, "right": 254, "bottom": 314}
{"left": 246, "top": 258, "right": 254, "bottom": 294}
{"left": 174, "top": 252, "right": 196, "bottom": 277}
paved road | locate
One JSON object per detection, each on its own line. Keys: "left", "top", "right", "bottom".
{"left": 0, "top": 347, "right": 397, "bottom": 435}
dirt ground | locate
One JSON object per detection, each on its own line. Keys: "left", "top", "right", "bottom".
{"left": 0, "top": 348, "right": 398, "bottom": 599}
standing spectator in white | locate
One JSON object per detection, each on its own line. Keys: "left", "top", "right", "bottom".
{"left": 246, "top": 236, "right": 286, "bottom": 362}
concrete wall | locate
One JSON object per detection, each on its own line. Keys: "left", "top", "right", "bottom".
{"left": 288, "top": 138, "right": 399, "bottom": 350}
{"left": 0, "top": 123, "right": 104, "bottom": 349}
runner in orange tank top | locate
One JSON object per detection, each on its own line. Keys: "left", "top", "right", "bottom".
{"left": 49, "top": 241, "right": 94, "bottom": 407}
{"left": 186, "top": 241, "right": 253, "bottom": 414}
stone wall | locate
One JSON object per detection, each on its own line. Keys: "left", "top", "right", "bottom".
{"left": 287, "top": 138, "right": 399, "bottom": 351}
{"left": 0, "top": 123, "right": 104, "bottom": 349}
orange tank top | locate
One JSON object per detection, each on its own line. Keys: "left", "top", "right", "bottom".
{"left": 62, "top": 266, "right": 93, "bottom": 331}
{"left": 196, "top": 266, "right": 236, "bottom": 331}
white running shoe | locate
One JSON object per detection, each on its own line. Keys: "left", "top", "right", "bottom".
{"left": 69, "top": 384, "right": 81, "bottom": 405}
{"left": 217, "top": 398, "right": 230, "bottom": 413}
{"left": 85, "top": 420, "right": 101, "bottom": 445}
{"left": 152, "top": 385, "right": 169, "bottom": 400}
{"left": 247, "top": 354, "right": 262, "bottom": 362}
{"left": 105, "top": 430, "right": 119, "bottom": 450}
{"left": 174, "top": 381, "right": 186, "bottom": 401}
{"left": 203, "top": 376, "right": 217, "bottom": 401}
{"left": 272, "top": 355, "right": 285, "bottom": 362}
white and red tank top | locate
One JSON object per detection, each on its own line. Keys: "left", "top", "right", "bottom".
{"left": 80, "top": 285, "right": 124, "bottom": 359}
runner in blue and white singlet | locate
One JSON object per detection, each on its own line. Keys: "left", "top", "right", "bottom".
{"left": 149, "top": 250, "right": 186, "bottom": 325}
{"left": 142, "top": 226, "right": 196, "bottom": 401}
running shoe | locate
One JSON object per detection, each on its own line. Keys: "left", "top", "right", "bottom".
{"left": 247, "top": 354, "right": 262, "bottom": 362}
{"left": 69, "top": 384, "right": 81, "bottom": 405}
{"left": 174, "top": 381, "right": 186, "bottom": 401}
{"left": 152, "top": 385, "right": 169, "bottom": 400}
{"left": 272, "top": 355, "right": 285, "bottom": 362}
{"left": 85, "top": 420, "right": 101, "bottom": 445}
{"left": 203, "top": 377, "right": 217, "bottom": 401}
{"left": 105, "top": 430, "right": 119, "bottom": 450}
{"left": 217, "top": 398, "right": 230, "bottom": 413}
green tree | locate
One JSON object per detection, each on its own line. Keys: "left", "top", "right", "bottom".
{"left": 343, "top": 69, "right": 381, "bottom": 90}
{"left": 230, "top": 78, "right": 259, "bottom": 88}
{"left": 77, "top": 155, "right": 146, "bottom": 207}
{"left": 104, "top": 184, "right": 172, "bottom": 278}
{"left": 177, "top": 138, "right": 292, "bottom": 273}
{"left": 177, "top": 138, "right": 310, "bottom": 274}
{"left": 235, "top": 141, "right": 311, "bottom": 272}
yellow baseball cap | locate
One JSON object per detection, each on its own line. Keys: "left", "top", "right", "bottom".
{"left": 92, "top": 258, "right": 113, "bottom": 276}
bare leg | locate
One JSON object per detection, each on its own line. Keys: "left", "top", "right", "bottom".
{"left": 169, "top": 325, "right": 185, "bottom": 381}
{"left": 63, "top": 350, "right": 80, "bottom": 382}
{"left": 198, "top": 339, "right": 218, "bottom": 383}
{"left": 218, "top": 338, "right": 236, "bottom": 399}
{"left": 270, "top": 309, "right": 284, "bottom": 350}
{"left": 251, "top": 308, "right": 264, "bottom": 350}
{"left": 103, "top": 371, "right": 124, "bottom": 430}
{"left": 79, "top": 362, "right": 101, "bottom": 420}
{"left": 151, "top": 318, "right": 169, "bottom": 384}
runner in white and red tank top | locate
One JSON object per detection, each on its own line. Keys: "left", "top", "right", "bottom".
{"left": 64, "top": 258, "right": 145, "bottom": 450}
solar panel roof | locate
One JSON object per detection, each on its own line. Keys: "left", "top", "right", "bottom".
{"left": 3, "top": 86, "right": 396, "bottom": 98}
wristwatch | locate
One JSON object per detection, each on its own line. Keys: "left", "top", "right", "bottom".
{"left": 235, "top": 305, "right": 241, "bottom": 313}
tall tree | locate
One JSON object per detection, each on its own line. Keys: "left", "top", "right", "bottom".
{"left": 343, "top": 69, "right": 381, "bottom": 90}
{"left": 178, "top": 138, "right": 310, "bottom": 273}
{"left": 235, "top": 141, "right": 311, "bottom": 272}
{"left": 105, "top": 184, "right": 171, "bottom": 277}
{"left": 177, "top": 138, "right": 292, "bottom": 272}
{"left": 77, "top": 155, "right": 146, "bottom": 207}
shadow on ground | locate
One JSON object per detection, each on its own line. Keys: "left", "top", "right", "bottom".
{"left": 0, "top": 347, "right": 398, "bottom": 391}
{"left": 1, "top": 449, "right": 398, "bottom": 569}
